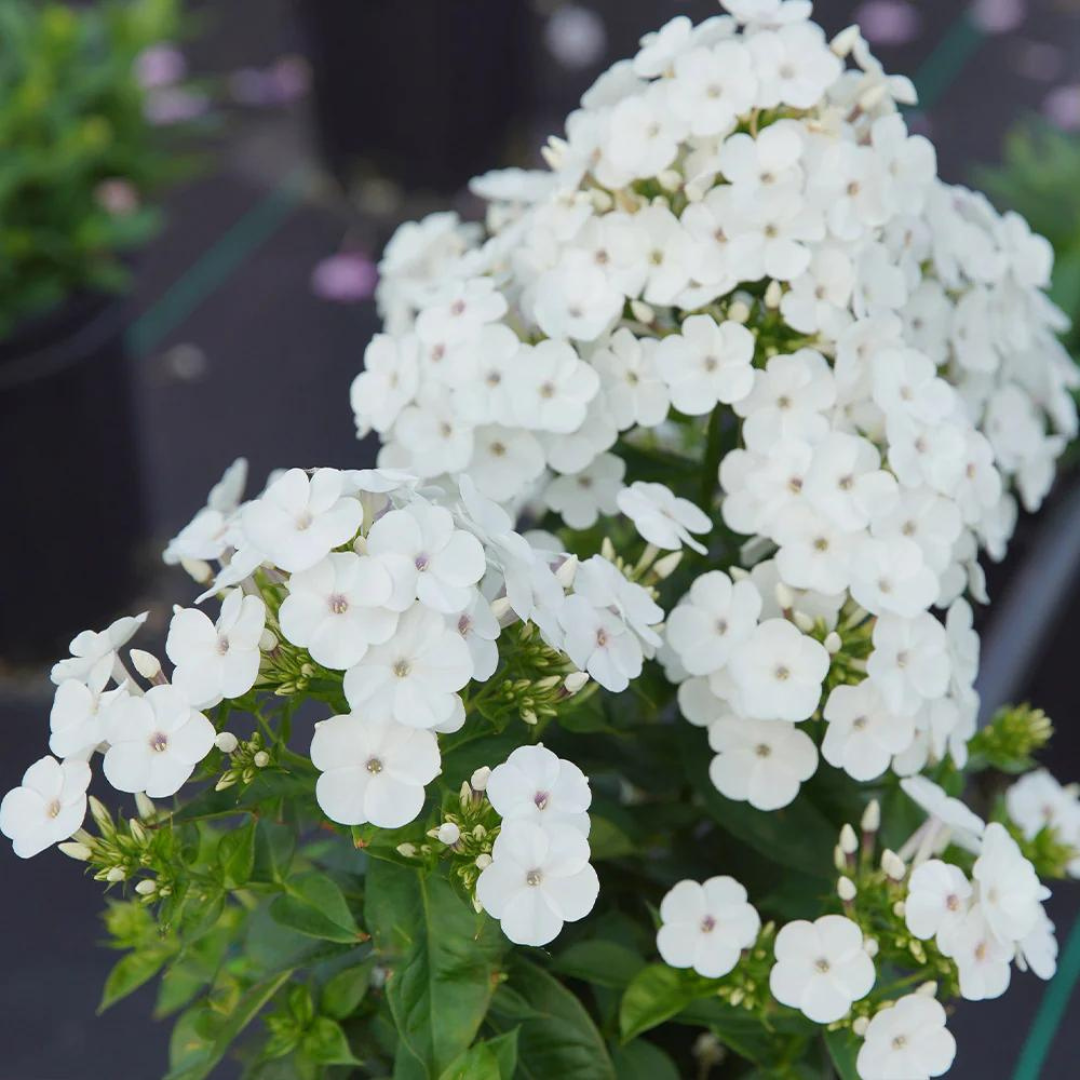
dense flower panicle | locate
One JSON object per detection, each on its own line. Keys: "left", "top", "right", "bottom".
{"left": 3, "top": 5, "right": 1077, "bottom": 1078}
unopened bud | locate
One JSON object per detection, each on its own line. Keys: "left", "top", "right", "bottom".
{"left": 834, "top": 845, "right": 848, "bottom": 872}
{"left": 475, "top": 853, "right": 493, "bottom": 870}
{"left": 134, "top": 792, "right": 156, "bottom": 820}
{"left": 775, "top": 582, "right": 796, "bottom": 611}
{"left": 490, "top": 596, "right": 514, "bottom": 624}
{"left": 253, "top": 750, "right": 270, "bottom": 768}
{"left": 522, "top": 708, "right": 538, "bottom": 726}
{"left": 471, "top": 766, "right": 491, "bottom": 792}
{"left": 437, "top": 823, "right": 461, "bottom": 846}
{"left": 764, "top": 280, "right": 783, "bottom": 309}
{"left": 824, "top": 632, "right": 842, "bottom": 655}
{"left": 555, "top": 556, "right": 578, "bottom": 589}
{"left": 472, "top": 825, "right": 487, "bottom": 840}
{"left": 129, "top": 649, "right": 162, "bottom": 681}
{"left": 658, "top": 169, "right": 682, "bottom": 193}
{"left": 397, "top": 843, "right": 418, "bottom": 858}
{"left": 892, "top": 900, "right": 906, "bottom": 918}
{"left": 882, "top": 849, "right": 907, "bottom": 880}
{"left": 180, "top": 557, "right": 213, "bottom": 585}
{"left": 89, "top": 796, "right": 111, "bottom": 830}
{"left": 652, "top": 551, "right": 683, "bottom": 580}
{"left": 590, "top": 188, "right": 613, "bottom": 213}
{"left": 106, "top": 867, "right": 126, "bottom": 882}
{"left": 215, "top": 731, "right": 239, "bottom": 754}
{"left": 916, "top": 980, "right": 938, "bottom": 998}
{"left": 541, "top": 137, "right": 566, "bottom": 170}
{"left": 600, "top": 537, "right": 616, "bottom": 562}
{"left": 864, "top": 937, "right": 879, "bottom": 958}
{"left": 861, "top": 799, "right": 881, "bottom": 834}
{"left": 840, "top": 824, "right": 858, "bottom": 855}
{"left": 838, "top": 876, "right": 857, "bottom": 902}
{"left": 259, "top": 629, "right": 279, "bottom": 652}
{"left": 831, "top": 25, "right": 862, "bottom": 57}
{"left": 459, "top": 781, "right": 473, "bottom": 809}
{"left": 629, "top": 299, "right": 655, "bottom": 325}
{"left": 564, "top": 671, "right": 589, "bottom": 695}
{"left": 727, "top": 298, "right": 751, "bottom": 324}
{"left": 134, "top": 879, "right": 157, "bottom": 896}
{"left": 792, "top": 610, "right": 815, "bottom": 633}
{"left": 129, "top": 819, "right": 148, "bottom": 844}
{"left": 852, "top": 1015, "right": 870, "bottom": 1037}
{"left": 535, "top": 675, "right": 561, "bottom": 692}
{"left": 858, "top": 82, "right": 888, "bottom": 114}
{"left": 58, "top": 841, "right": 93, "bottom": 861}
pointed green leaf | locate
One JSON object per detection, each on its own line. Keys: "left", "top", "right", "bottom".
{"left": 269, "top": 871, "right": 361, "bottom": 944}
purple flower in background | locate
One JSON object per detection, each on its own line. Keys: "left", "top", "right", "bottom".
{"left": 94, "top": 179, "right": 140, "bottom": 216}
{"left": 1010, "top": 40, "right": 1064, "bottom": 83}
{"left": 544, "top": 5, "right": 607, "bottom": 70}
{"left": 229, "top": 56, "right": 311, "bottom": 107}
{"left": 1044, "top": 85, "right": 1080, "bottom": 132}
{"left": 969, "top": 0, "right": 1027, "bottom": 35}
{"left": 854, "top": 1, "right": 922, "bottom": 47}
{"left": 144, "top": 87, "right": 211, "bottom": 126}
{"left": 311, "top": 252, "right": 378, "bottom": 303}
{"left": 135, "top": 43, "right": 188, "bottom": 89}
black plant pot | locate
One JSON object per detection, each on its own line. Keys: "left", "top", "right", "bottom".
{"left": 296, "top": 0, "right": 530, "bottom": 195}
{"left": 0, "top": 294, "right": 145, "bottom": 664}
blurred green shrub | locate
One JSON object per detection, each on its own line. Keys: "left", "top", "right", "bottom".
{"left": 0, "top": 0, "right": 197, "bottom": 339}
{"left": 977, "top": 121, "right": 1080, "bottom": 359}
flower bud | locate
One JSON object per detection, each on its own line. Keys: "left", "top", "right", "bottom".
{"left": 215, "top": 731, "right": 239, "bottom": 754}
{"left": 180, "top": 557, "right": 213, "bottom": 584}
{"left": 437, "top": 823, "right": 461, "bottom": 846}
{"left": 130, "top": 649, "right": 162, "bottom": 681}
{"left": 89, "top": 796, "right": 112, "bottom": 830}
{"left": 916, "top": 980, "right": 938, "bottom": 998}
{"left": 837, "top": 876, "right": 857, "bottom": 902}
{"left": 630, "top": 299, "right": 655, "bottom": 325}
{"left": 764, "top": 280, "right": 783, "bottom": 309}
{"left": 852, "top": 1015, "right": 870, "bottom": 1037}
{"left": 253, "top": 750, "right": 270, "bottom": 768}
{"left": 727, "top": 298, "right": 751, "bottom": 324}
{"left": 834, "top": 845, "right": 848, "bottom": 873}
{"left": 134, "top": 792, "right": 156, "bottom": 820}
{"left": 831, "top": 25, "right": 862, "bottom": 57}
{"left": 134, "top": 879, "right": 157, "bottom": 896}
{"left": 564, "top": 671, "right": 590, "bottom": 695}
{"left": 882, "top": 849, "right": 907, "bottom": 880}
{"left": 396, "top": 843, "right": 417, "bottom": 858}
{"left": 839, "top": 824, "right": 858, "bottom": 855}
{"left": 861, "top": 799, "right": 881, "bottom": 834}
{"left": 522, "top": 708, "right": 538, "bottom": 726}
{"left": 129, "top": 819, "right": 148, "bottom": 844}
{"left": 657, "top": 169, "right": 682, "bottom": 193}
{"left": 600, "top": 537, "right": 616, "bottom": 562}
{"left": 864, "top": 937, "right": 879, "bottom": 958}
{"left": 824, "top": 632, "right": 842, "bottom": 655}
{"left": 792, "top": 610, "right": 815, "bottom": 633}
{"left": 470, "top": 766, "right": 491, "bottom": 792}
{"left": 475, "top": 853, "right": 493, "bottom": 870}
{"left": 652, "top": 551, "right": 683, "bottom": 580}
{"left": 106, "top": 867, "right": 126, "bottom": 882}
{"left": 555, "top": 555, "right": 578, "bottom": 589}
{"left": 58, "top": 842, "right": 93, "bottom": 861}
{"left": 259, "top": 629, "right": 279, "bottom": 652}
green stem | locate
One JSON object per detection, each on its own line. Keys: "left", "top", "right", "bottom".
{"left": 699, "top": 406, "right": 725, "bottom": 512}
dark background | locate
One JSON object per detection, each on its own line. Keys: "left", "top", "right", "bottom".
{"left": 3, "top": 0, "right": 1080, "bottom": 1075}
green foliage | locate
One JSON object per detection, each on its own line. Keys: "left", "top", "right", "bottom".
{"left": 968, "top": 703, "right": 1054, "bottom": 775}
{"left": 0, "top": 0, "right": 198, "bottom": 337}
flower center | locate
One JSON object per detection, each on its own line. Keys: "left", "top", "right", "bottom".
{"left": 534, "top": 791, "right": 550, "bottom": 811}
{"left": 814, "top": 957, "right": 831, "bottom": 973}
{"left": 526, "top": 869, "right": 544, "bottom": 887}
{"left": 457, "top": 614, "right": 473, "bottom": 635}
{"left": 774, "top": 664, "right": 791, "bottom": 682}
{"left": 946, "top": 893, "right": 960, "bottom": 911}
{"left": 414, "top": 553, "right": 430, "bottom": 572}
{"left": 596, "top": 628, "right": 609, "bottom": 648}
{"left": 700, "top": 915, "right": 717, "bottom": 933}
{"left": 490, "top": 441, "right": 507, "bottom": 457}
{"left": 539, "top": 382, "right": 557, "bottom": 400}
{"left": 853, "top": 715, "right": 868, "bottom": 731}
{"left": 755, "top": 743, "right": 772, "bottom": 758}
{"left": 393, "top": 660, "right": 411, "bottom": 678}
{"left": 715, "top": 619, "right": 729, "bottom": 637}
{"left": 450, "top": 299, "right": 467, "bottom": 316}
{"left": 891, "top": 1035, "right": 908, "bottom": 1051}
{"left": 328, "top": 593, "right": 349, "bottom": 615}
{"left": 149, "top": 731, "right": 169, "bottom": 753}
{"left": 295, "top": 510, "right": 314, "bottom": 532}
{"left": 217, "top": 635, "right": 231, "bottom": 655}
{"left": 47, "top": 799, "right": 62, "bottom": 819}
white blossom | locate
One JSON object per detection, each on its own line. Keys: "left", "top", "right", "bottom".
{"left": 708, "top": 715, "right": 818, "bottom": 810}
{"left": 0, "top": 757, "right": 91, "bottom": 859}
{"left": 486, "top": 745, "right": 592, "bottom": 835}
{"left": 856, "top": 995, "right": 956, "bottom": 1080}
{"left": 657, "top": 876, "right": 761, "bottom": 978}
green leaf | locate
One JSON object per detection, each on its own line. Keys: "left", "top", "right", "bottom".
{"left": 610, "top": 1039, "right": 680, "bottom": 1079}
{"left": 165, "top": 969, "right": 294, "bottom": 1080}
{"left": 678, "top": 725, "right": 834, "bottom": 881}
{"left": 619, "top": 965, "right": 708, "bottom": 1042}
{"left": 302, "top": 1015, "right": 362, "bottom": 1066}
{"left": 553, "top": 940, "right": 645, "bottom": 990}
{"left": 219, "top": 819, "right": 256, "bottom": 889}
{"left": 98, "top": 949, "right": 170, "bottom": 1012}
{"left": 366, "top": 860, "right": 508, "bottom": 1077}
{"left": 588, "top": 816, "right": 636, "bottom": 861}
{"left": 320, "top": 958, "right": 375, "bottom": 1020}
{"left": 269, "top": 871, "right": 362, "bottom": 944}
{"left": 490, "top": 958, "right": 615, "bottom": 1080}
{"left": 252, "top": 818, "right": 296, "bottom": 885}
{"left": 437, "top": 1044, "right": 500, "bottom": 1080}
{"left": 824, "top": 1029, "right": 861, "bottom": 1080}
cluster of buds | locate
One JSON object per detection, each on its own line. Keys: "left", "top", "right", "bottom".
{"left": 214, "top": 730, "right": 272, "bottom": 791}
{"left": 481, "top": 621, "right": 591, "bottom": 727}
{"left": 830, "top": 804, "right": 960, "bottom": 1009}
{"left": 404, "top": 767, "right": 503, "bottom": 904}
{"left": 969, "top": 704, "right": 1053, "bottom": 774}
{"left": 61, "top": 794, "right": 175, "bottom": 901}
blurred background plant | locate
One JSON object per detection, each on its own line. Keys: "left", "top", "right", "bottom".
{"left": 0, "top": 0, "right": 203, "bottom": 339}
